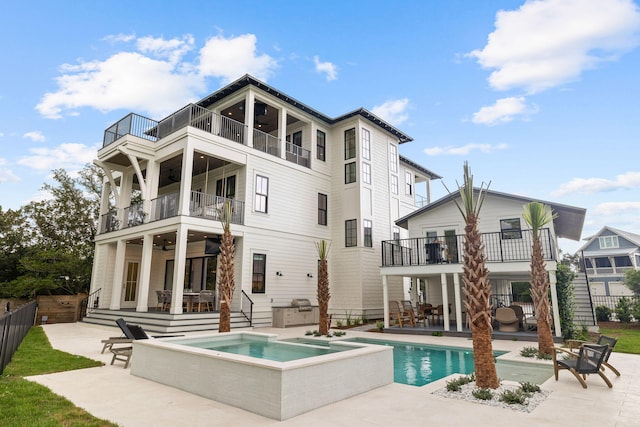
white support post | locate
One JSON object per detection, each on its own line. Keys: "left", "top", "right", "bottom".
{"left": 382, "top": 275, "right": 390, "bottom": 328}
{"left": 109, "top": 240, "right": 126, "bottom": 310}
{"left": 136, "top": 234, "right": 153, "bottom": 312}
{"left": 453, "top": 273, "right": 463, "bottom": 331}
{"left": 170, "top": 225, "right": 188, "bottom": 314}
{"left": 441, "top": 273, "right": 450, "bottom": 332}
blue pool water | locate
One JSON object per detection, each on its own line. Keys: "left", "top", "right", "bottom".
{"left": 179, "top": 337, "right": 344, "bottom": 362}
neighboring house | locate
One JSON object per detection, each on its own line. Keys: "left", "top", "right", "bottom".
{"left": 379, "top": 188, "right": 587, "bottom": 337}
{"left": 578, "top": 226, "right": 640, "bottom": 297}
{"left": 87, "top": 74, "right": 440, "bottom": 330}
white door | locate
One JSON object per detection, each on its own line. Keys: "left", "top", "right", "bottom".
{"left": 121, "top": 261, "right": 139, "bottom": 308}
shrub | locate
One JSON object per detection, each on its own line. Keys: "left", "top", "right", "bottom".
{"left": 520, "top": 346, "right": 538, "bottom": 358}
{"left": 472, "top": 388, "right": 493, "bottom": 400}
{"left": 445, "top": 374, "right": 474, "bottom": 392}
{"left": 432, "top": 331, "right": 443, "bottom": 337}
{"left": 336, "top": 320, "right": 343, "bottom": 328}
{"left": 595, "top": 305, "right": 612, "bottom": 322}
{"left": 499, "top": 389, "right": 527, "bottom": 405}
{"left": 615, "top": 297, "right": 633, "bottom": 323}
{"left": 519, "top": 382, "right": 541, "bottom": 394}
{"left": 376, "top": 320, "right": 384, "bottom": 331}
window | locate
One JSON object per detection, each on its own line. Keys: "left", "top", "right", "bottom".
{"left": 425, "top": 231, "right": 437, "bottom": 243}
{"left": 362, "top": 128, "right": 371, "bottom": 160}
{"left": 599, "top": 235, "right": 619, "bottom": 249}
{"left": 345, "top": 162, "right": 356, "bottom": 184}
{"left": 391, "top": 175, "right": 398, "bottom": 194}
{"left": 216, "top": 175, "right": 236, "bottom": 199}
{"left": 500, "top": 218, "right": 522, "bottom": 239}
{"left": 318, "top": 193, "right": 327, "bottom": 225}
{"left": 345, "top": 219, "right": 357, "bottom": 247}
{"left": 364, "top": 219, "right": 372, "bottom": 247}
{"left": 344, "top": 128, "right": 356, "bottom": 159}
{"left": 595, "top": 257, "right": 612, "bottom": 268}
{"left": 362, "top": 162, "right": 371, "bottom": 184}
{"left": 292, "top": 130, "right": 302, "bottom": 147}
{"left": 255, "top": 175, "right": 269, "bottom": 213}
{"left": 405, "top": 171, "right": 413, "bottom": 195}
{"left": 614, "top": 256, "right": 632, "bottom": 267}
{"left": 316, "top": 130, "right": 326, "bottom": 161}
{"left": 252, "top": 254, "right": 266, "bottom": 293}
{"left": 393, "top": 227, "right": 400, "bottom": 241}
{"left": 389, "top": 145, "right": 398, "bottom": 173}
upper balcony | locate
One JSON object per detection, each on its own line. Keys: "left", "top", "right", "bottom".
{"left": 102, "top": 103, "right": 311, "bottom": 168}
{"left": 381, "top": 228, "right": 555, "bottom": 267}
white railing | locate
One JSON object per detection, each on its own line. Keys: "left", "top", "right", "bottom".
{"left": 285, "top": 142, "right": 310, "bottom": 168}
{"left": 253, "top": 129, "right": 280, "bottom": 157}
{"left": 189, "top": 191, "right": 244, "bottom": 225}
{"left": 150, "top": 192, "right": 179, "bottom": 221}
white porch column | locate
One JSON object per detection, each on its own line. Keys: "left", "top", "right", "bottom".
{"left": 549, "top": 271, "right": 562, "bottom": 337}
{"left": 382, "top": 275, "right": 390, "bottom": 328}
{"left": 441, "top": 273, "right": 450, "bottom": 332}
{"left": 170, "top": 225, "right": 188, "bottom": 314}
{"left": 453, "top": 273, "right": 463, "bottom": 332}
{"left": 117, "top": 171, "right": 133, "bottom": 226}
{"left": 144, "top": 160, "right": 159, "bottom": 219}
{"left": 278, "top": 106, "right": 287, "bottom": 159}
{"left": 109, "top": 240, "right": 126, "bottom": 310}
{"left": 409, "top": 277, "right": 419, "bottom": 304}
{"left": 245, "top": 91, "right": 256, "bottom": 148}
{"left": 178, "top": 147, "right": 194, "bottom": 216}
{"left": 136, "top": 234, "right": 154, "bottom": 312}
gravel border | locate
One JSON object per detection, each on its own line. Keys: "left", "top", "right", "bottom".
{"left": 432, "top": 381, "right": 552, "bottom": 413}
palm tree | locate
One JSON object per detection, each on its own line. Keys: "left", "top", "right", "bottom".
{"left": 445, "top": 162, "right": 499, "bottom": 389}
{"left": 522, "top": 202, "right": 557, "bottom": 356}
{"left": 315, "top": 240, "right": 331, "bottom": 335}
{"left": 217, "top": 201, "right": 235, "bottom": 333}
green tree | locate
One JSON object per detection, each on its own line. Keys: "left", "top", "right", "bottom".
{"left": 623, "top": 269, "right": 640, "bottom": 295}
{"left": 444, "top": 162, "right": 499, "bottom": 389}
{"left": 0, "top": 207, "right": 30, "bottom": 288}
{"left": 522, "top": 202, "right": 557, "bottom": 356}
{"left": 556, "top": 263, "right": 577, "bottom": 339}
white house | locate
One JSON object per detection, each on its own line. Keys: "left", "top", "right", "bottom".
{"left": 379, "top": 188, "right": 587, "bottom": 337}
{"left": 86, "top": 75, "right": 440, "bottom": 331}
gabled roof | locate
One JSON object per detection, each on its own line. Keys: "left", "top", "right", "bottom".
{"left": 399, "top": 155, "right": 442, "bottom": 180}
{"left": 395, "top": 188, "right": 586, "bottom": 241}
{"left": 196, "top": 74, "right": 413, "bottom": 143}
{"left": 577, "top": 226, "right": 640, "bottom": 252}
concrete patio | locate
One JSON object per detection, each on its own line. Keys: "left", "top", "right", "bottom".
{"left": 25, "top": 322, "right": 640, "bottom": 426}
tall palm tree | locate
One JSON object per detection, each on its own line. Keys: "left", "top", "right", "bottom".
{"left": 445, "top": 162, "right": 498, "bottom": 389}
{"left": 217, "top": 201, "right": 235, "bottom": 333}
{"left": 522, "top": 202, "right": 557, "bottom": 356}
{"left": 315, "top": 240, "right": 331, "bottom": 335}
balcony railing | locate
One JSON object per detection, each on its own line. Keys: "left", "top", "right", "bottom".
{"left": 103, "top": 113, "right": 159, "bottom": 147}
{"left": 253, "top": 129, "right": 280, "bottom": 157}
{"left": 285, "top": 142, "right": 310, "bottom": 168}
{"left": 381, "top": 228, "right": 554, "bottom": 267}
{"left": 100, "top": 210, "right": 120, "bottom": 233}
{"left": 123, "top": 203, "right": 145, "bottom": 228}
{"left": 150, "top": 192, "right": 179, "bottom": 221}
{"left": 189, "top": 191, "right": 244, "bottom": 225}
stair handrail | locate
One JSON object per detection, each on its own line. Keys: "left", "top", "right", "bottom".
{"left": 240, "top": 290, "right": 254, "bottom": 326}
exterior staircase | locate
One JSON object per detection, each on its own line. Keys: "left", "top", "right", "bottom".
{"left": 571, "top": 275, "right": 597, "bottom": 327}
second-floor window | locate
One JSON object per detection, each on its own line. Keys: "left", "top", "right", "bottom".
{"left": 390, "top": 145, "right": 398, "bottom": 173}
{"left": 345, "top": 162, "right": 356, "bottom": 184}
{"left": 255, "top": 175, "right": 269, "bottom": 213}
{"left": 599, "top": 235, "right": 619, "bottom": 249}
{"left": 393, "top": 227, "right": 400, "bottom": 240}
{"left": 405, "top": 171, "right": 413, "bottom": 195}
{"left": 316, "top": 130, "right": 326, "bottom": 161}
{"left": 391, "top": 175, "right": 398, "bottom": 194}
{"left": 362, "top": 162, "right": 371, "bottom": 184}
{"left": 345, "top": 128, "right": 356, "bottom": 160}
{"left": 500, "top": 218, "right": 522, "bottom": 240}
{"left": 252, "top": 253, "right": 266, "bottom": 293}
{"left": 364, "top": 219, "right": 372, "bottom": 247}
{"left": 345, "top": 219, "right": 357, "bottom": 247}
{"left": 318, "top": 193, "right": 327, "bottom": 225}
{"left": 362, "top": 128, "right": 371, "bottom": 160}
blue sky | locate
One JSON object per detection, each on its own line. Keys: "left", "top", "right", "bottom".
{"left": 1, "top": 0, "right": 639, "bottom": 255}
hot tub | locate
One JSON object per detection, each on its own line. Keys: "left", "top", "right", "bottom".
{"left": 130, "top": 332, "right": 393, "bottom": 420}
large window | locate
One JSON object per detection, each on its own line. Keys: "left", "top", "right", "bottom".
{"left": 405, "top": 171, "right": 413, "bottom": 195}
{"left": 362, "top": 128, "right": 371, "bottom": 160}
{"left": 344, "top": 128, "right": 356, "bottom": 159}
{"left": 364, "top": 219, "right": 372, "bottom": 247}
{"left": 318, "top": 193, "right": 327, "bottom": 225}
{"left": 252, "top": 253, "right": 266, "bottom": 293}
{"left": 389, "top": 145, "right": 398, "bottom": 173}
{"left": 255, "top": 175, "right": 269, "bottom": 213}
{"left": 345, "top": 219, "right": 357, "bottom": 247}
{"left": 500, "top": 218, "right": 522, "bottom": 240}
{"left": 362, "top": 162, "right": 371, "bottom": 184}
{"left": 599, "top": 235, "right": 619, "bottom": 249}
{"left": 316, "top": 130, "right": 326, "bottom": 161}
{"left": 216, "top": 175, "right": 236, "bottom": 199}
{"left": 345, "top": 162, "right": 356, "bottom": 184}
{"left": 391, "top": 175, "right": 398, "bottom": 194}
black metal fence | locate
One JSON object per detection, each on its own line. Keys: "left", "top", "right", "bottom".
{"left": 591, "top": 295, "right": 635, "bottom": 311}
{"left": 0, "top": 300, "right": 37, "bottom": 375}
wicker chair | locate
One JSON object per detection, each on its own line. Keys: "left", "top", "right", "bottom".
{"left": 553, "top": 343, "right": 613, "bottom": 388}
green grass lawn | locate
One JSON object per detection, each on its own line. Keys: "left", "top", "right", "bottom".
{"left": 0, "top": 326, "right": 118, "bottom": 427}
{"left": 598, "top": 323, "right": 640, "bottom": 355}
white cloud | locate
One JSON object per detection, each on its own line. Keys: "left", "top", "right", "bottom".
{"left": 102, "top": 33, "right": 136, "bottom": 44}
{"left": 0, "top": 158, "right": 20, "bottom": 183}
{"left": 371, "top": 98, "right": 410, "bottom": 126}
{"left": 198, "top": 34, "right": 277, "bottom": 83}
{"left": 17, "top": 143, "right": 99, "bottom": 172}
{"left": 594, "top": 201, "right": 640, "bottom": 216}
{"left": 551, "top": 171, "right": 640, "bottom": 196}
{"left": 424, "top": 143, "right": 508, "bottom": 156}
{"left": 313, "top": 56, "right": 338, "bottom": 81}
{"left": 471, "top": 96, "right": 536, "bottom": 125}
{"left": 468, "top": 0, "right": 640, "bottom": 93}
{"left": 36, "top": 33, "right": 276, "bottom": 119}
{"left": 23, "top": 131, "right": 46, "bottom": 142}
